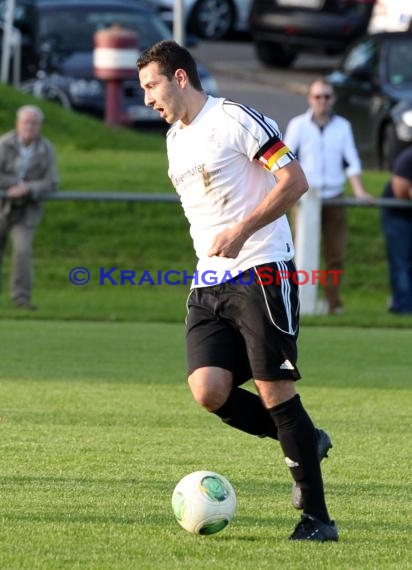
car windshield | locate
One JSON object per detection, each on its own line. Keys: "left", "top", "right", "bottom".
{"left": 38, "top": 7, "right": 172, "bottom": 52}
{"left": 386, "top": 39, "right": 412, "bottom": 86}
{"left": 342, "top": 38, "right": 377, "bottom": 75}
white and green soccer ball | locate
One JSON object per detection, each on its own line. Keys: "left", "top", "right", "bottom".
{"left": 172, "top": 470, "right": 236, "bottom": 535}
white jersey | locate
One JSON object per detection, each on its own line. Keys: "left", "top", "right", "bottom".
{"left": 167, "top": 96, "right": 296, "bottom": 286}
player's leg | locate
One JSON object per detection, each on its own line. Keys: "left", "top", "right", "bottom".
{"left": 256, "top": 379, "right": 337, "bottom": 541}
{"left": 233, "top": 262, "right": 337, "bottom": 541}
{"left": 186, "top": 286, "right": 279, "bottom": 438}
{"left": 255, "top": 382, "right": 329, "bottom": 512}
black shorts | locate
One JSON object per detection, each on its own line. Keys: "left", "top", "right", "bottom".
{"left": 186, "top": 260, "right": 301, "bottom": 384}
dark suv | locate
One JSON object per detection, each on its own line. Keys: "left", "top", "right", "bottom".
{"left": 0, "top": 0, "right": 217, "bottom": 123}
{"left": 250, "top": 0, "right": 376, "bottom": 68}
{"left": 328, "top": 32, "right": 412, "bottom": 169}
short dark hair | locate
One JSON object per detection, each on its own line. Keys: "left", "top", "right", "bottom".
{"left": 137, "top": 40, "right": 203, "bottom": 92}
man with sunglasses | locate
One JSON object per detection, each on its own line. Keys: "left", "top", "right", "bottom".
{"left": 285, "top": 78, "right": 372, "bottom": 315}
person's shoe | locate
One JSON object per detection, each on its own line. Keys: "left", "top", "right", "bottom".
{"left": 288, "top": 514, "right": 339, "bottom": 542}
{"left": 291, "top": 428, "right": 333, "bottom": 510}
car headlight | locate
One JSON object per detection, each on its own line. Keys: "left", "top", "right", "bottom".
{"left": 401, "top": 110, "right": 412, "bottom": 127}
{"left": 69, "top": 79, "right": 104, "bottom": 98}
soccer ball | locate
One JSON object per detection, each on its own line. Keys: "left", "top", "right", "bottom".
{"left": 172, "top": 470, "right": 236, "bottom": 535}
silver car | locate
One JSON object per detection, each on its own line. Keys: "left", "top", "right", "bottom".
{"left": 148, "top": 0, "right": 252, "bottom": 39}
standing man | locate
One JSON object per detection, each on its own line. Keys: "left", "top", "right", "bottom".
{"left": 138, "top": 41, "right": 338, "bottom": 541}
{"left": 285, "top": 78, "right": 372, "bottom": 315}
{"left": 0, "top": 105, "right": 58, "bottom": 309}
{"left": 381, "top": 145, "right": 412, "bottom": 314}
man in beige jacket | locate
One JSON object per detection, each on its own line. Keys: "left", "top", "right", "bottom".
{"left": 0, "top": 105, "right": 58, "bottom": 309}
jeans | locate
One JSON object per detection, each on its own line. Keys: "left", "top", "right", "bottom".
{"left": 381, "top": 207, "right": 412, "bottom": 313}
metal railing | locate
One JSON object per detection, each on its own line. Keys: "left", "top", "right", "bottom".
{"left": 0, "top": 190, "right": 411, "bottom": 208}
{"left": 324, "top": 197, "right": 412, "bottom": 208}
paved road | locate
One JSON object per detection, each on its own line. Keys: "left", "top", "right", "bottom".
{"left": 192, "top": 40, "right": 340, "bottom": 132}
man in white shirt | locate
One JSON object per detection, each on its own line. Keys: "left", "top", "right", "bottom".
{"left": 285, "top": 78, "right": 372, "bottom": 315}
{"left": 138, "top": 41, "right": 338, "bottom": 541}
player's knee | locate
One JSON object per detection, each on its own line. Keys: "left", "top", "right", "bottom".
{"left": 188, "top": 376, "right": 222, "bottom": 410}
{"left": 188, "top": 368, "right": 231, "bottom": 411}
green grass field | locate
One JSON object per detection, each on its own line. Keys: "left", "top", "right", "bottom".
{"left": 0, "top": 320, "right": 410, "bottom": 569}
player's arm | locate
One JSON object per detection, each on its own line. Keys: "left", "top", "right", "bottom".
{"left": 208, "top": 159, "right": 307, "bottom": 259}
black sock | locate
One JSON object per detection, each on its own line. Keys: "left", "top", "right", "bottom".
{"left": 213, "top": 387, "right": 279, "bottom": 440}
{"left": 269, "top": 394, "right": 330, "bottom": 523}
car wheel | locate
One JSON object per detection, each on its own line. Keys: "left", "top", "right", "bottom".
{"left": 255, "top": 41, "right": 297, "bottom": 68}
{"left": 188, "top": 0, "right": 235, "bottom": 40}
{"left": 380, "top": 122, "right": 402, "bottom": 170}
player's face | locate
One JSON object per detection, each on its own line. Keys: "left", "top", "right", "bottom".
{"left": 139, "top": 62, "right": 186, "bottom": 125}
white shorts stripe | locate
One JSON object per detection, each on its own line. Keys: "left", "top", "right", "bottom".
{"left": 254, "top": 264, "right": 297, "bottom": 336}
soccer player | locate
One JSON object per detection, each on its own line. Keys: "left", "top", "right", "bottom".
{"left": 138, "top": 40, "right": 338, "bottom": 542}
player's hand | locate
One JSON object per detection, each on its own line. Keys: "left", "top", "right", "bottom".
{"left": 207, "top": 226, "right": 248, "bottom": 259}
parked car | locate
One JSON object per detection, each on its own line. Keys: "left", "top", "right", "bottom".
{"left": 149, "top": 0, "right": 252, "bottom": 39}
{"left": 250, "top": 0, "right": 376, "bottom": 68}
{"left": 0, "top": 0, "right": 217, "bottom": 124}
{"left": 368, "top": 0, "right": 412, "bottom": 33}
{"left": 327, "top": 32, "right": 412, "bottom": 169}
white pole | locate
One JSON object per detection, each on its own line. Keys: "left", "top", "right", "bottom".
{"left": 294, "top": 186, "right": 322, "bottom": 315}
{"left": 173, "top": 0, "right": 185, "bottom": 46}
{"left": 12, "top": 27, "right": 21, "bottom": 86}
{"left": 1, "top": 0, "right": 15, "bottom": 83}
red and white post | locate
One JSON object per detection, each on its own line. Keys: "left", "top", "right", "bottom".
{"left": 93, "top": 25, "right": 139, "bottom": 127}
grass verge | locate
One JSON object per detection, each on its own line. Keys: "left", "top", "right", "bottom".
{"left": 0, "top": 320, "right": 410, "bottom": 569}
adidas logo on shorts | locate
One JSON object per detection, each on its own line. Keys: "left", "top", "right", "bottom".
{"left": 280, "top": 359, "right": 295, "bottom": 370}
